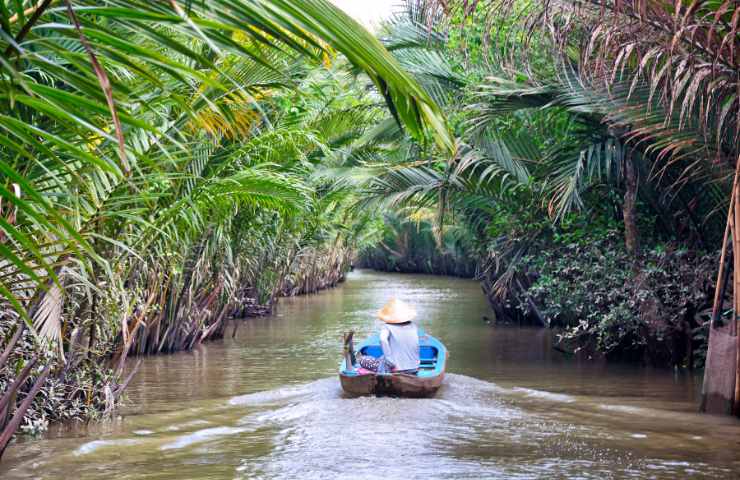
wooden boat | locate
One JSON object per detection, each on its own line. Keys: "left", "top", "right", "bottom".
{"left": 339, "top": 330, "right": 448, "bottom": 398}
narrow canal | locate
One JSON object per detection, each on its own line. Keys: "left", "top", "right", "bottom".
{"left": 2, "top": 270, "right": 740, "bottom": 478}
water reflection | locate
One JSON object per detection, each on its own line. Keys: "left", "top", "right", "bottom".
{"left": 2, "top": 270, "right": 740, "bottom": 479}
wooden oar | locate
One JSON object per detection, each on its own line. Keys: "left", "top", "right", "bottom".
{"left": 343, "top": 331, "right": 355, "bottom": 370}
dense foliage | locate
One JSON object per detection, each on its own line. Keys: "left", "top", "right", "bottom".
{"left": 522, "top": 231, "right": 717, "bottom": 367}
{"left": 0, "top": 0, "right": 447, "bottom": 453}
{"left": 358, "top": 211, "right": 477, "bottom": 277}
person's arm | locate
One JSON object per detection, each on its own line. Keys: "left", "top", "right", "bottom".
{"left": 379, "top": 327, "right": 391, "bottom": 358}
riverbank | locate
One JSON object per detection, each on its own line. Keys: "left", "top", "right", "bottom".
{"left": 2, "top": 270, "right": 739, "bottom": 479}
{"left": 363, "top": 227, "right": 718, "bottom": 369}
{"left": 0, "top": 252, "right": 353, "bottom": 454}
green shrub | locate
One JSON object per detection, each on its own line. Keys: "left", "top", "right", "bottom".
{"left": 521, "top": 231, "right": 716, "bottom": 366}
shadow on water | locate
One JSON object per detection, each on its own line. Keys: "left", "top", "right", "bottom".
{"left": 2, "top": 270, "right": 740, "bottom": 479}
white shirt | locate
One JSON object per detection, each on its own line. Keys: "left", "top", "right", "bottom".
{"left": 379, "top": 322, "right": 420, "bottom": 371}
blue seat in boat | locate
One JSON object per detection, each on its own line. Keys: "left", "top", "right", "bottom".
{"left": 420, "top": 345, "right": 437, "bottom": 360}
{"left": 360, "top": 345, "right": 384, "bottom": 358}
{"left": 420, "top": 346, "right": 438, "bottom": 369}
{"left": 359, "top": 345, "right": 438, "bottom": 369}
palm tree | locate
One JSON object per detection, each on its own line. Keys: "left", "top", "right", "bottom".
{"left": 431, "top": 0, "right": 738, "bottom": 213}
{"left": 426, "top": 0, "right": 740, "bottom": 414}
{"left": 0, "top": 0, "right": 451, "bottom": 329}
{"left": 355, "top": 0, "right": 735, "bottom": 326}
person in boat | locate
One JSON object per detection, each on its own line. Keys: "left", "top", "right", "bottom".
{"left": 358, "top": 298, "right": 420, "bottom": 374}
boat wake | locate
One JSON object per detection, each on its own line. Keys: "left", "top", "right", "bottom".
{"left": 60, "top": 374, "right": 733, "bottom": 479}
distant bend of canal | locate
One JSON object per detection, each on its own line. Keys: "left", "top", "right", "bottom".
{"left": 2, "top": 270, "right": 740, "bottom": 479}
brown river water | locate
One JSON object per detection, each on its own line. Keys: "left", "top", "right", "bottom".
{"left": 2, "top": 270, "right": 740, "bottom": 479}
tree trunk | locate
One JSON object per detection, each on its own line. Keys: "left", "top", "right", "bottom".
{"left": 734, "top": 180, "right": 740, "bottom": 415}
{"left": 88, "top": 292, "right": 97, "bottom": 359}
{"left": 169, "top": 227, "right": 212, "bottom": 333}
{"left": 0, "top": 364, "right": 51, "bottom": 459}
{"left": 623, "top": 152, "right": 640, "bottom": 255}
{"left": 0, "top": 324, "right": 24, "bottom": 371}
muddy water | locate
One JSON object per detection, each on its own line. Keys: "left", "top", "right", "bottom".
{"left": 2, "top": 270, "right": 740, "bottom": 479}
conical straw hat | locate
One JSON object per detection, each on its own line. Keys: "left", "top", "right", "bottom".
{"left": 378, "top": 298, "right": 416, "bottom": 324}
